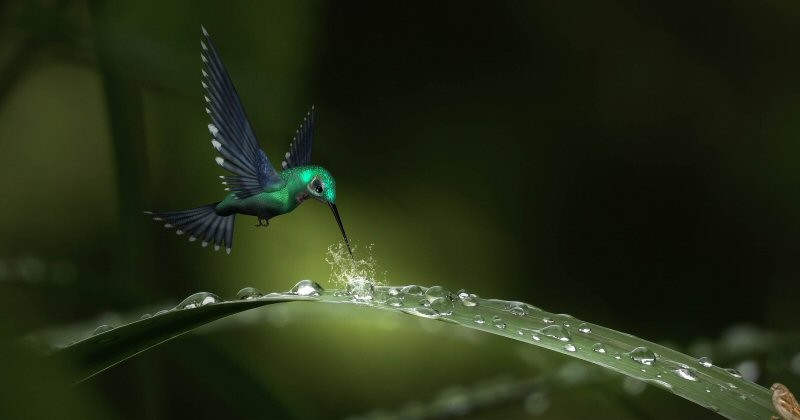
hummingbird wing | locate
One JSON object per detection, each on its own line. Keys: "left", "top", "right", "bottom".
{"left": 281, "top": 107, "right": 315, "bottom": 170}
{"left": 201, "top": 26, "right": 285, "bottom": 199}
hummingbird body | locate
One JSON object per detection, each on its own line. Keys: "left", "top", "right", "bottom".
{"left": 215, "top": 165, "right": 336, "bottom": 220}
{"left": 145, "top": 27, "right": 352, "bottom": 256}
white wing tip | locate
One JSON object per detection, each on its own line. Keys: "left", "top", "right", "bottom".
{"left": 215, "top": 157, "right": 225, "bottom": 166}
{"left": 211, "top": 140, "right": 222, "bottom": 151}
{"left": 226, "top": 247, "right": 231, "bottom": 255}
{"left": 202, "top": 241, "right": 209, "bottom": 247}
{"left": 164, "top": 223, "right": 173, "bottom": 228}
{"left": 176, "top": 229, "right": 184, "bottom": 235}
{"left": 189, "top": 236, "right": 197, "bottom": 242}
{"left": 201, "top": 25, "right": 209, "bottom": 37}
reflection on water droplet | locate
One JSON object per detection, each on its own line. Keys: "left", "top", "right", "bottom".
{"left": 542, "top": 317, "right": 554, "bottom": 324}
{"left": 698, "top": 356, "right": 713, "bottom": 368}
{"left": 176, "top": 292, "right": 221, "bottom": 309}
{"left": 577, "top": 323, "right": 592, "bottom": 334}
{"left": 430, "top": 297, "right": 454, "bottom": 315}
{"left": 492, "top": 316, "right": 507, "bottom": 329}
{"left": 93, "top": 325, "right": 113, "bottom": 335}
{"left": 473, "top": 314, "right": 485, "bottom": 324}
{"left": 140, "top": 313, "right": 152, "bottom": 320}
{"left": 401, "top": 285, "right": 423, "bottom": 296}
{"left": 564, "top": 343, "right": 577, "bottom": 352}
{"left": 629, "top": 347, "right": 657, "bottom": 366}
{"left": 408, "top": 307, "right": 439, "bottom": 318}
{"left": 237, "top": 286, "right": 264, "bottom": 300}
{"left": 508, "top": 302, "right": 528, "bottom": 316}
{"left": 531, "top": 333, "right": 541, "bottom": 341}
{"left": 592, "top": 343, "right": 607, "bottom": 354}
{"left": 386, "top": 296, "right": 403, "bottom": 307}
{"left": 346, "top": 277, "right": 374, "bottom": 301}
{"left": 457, "top": 290, "right": 478, "bottom": 307}
{"left": 290, "top": 280, "right": 323, "bottom": 297}
{"left": 724, "top": 367, "right": 742, "bottom": 378}
{"left": 675, "top": 368, "right": 699, "bottom": 381}
{"left": 425, "top": 285, "right": 451, "bottom": 302}
{"left": 540, "top": 325, "right": 571, "bottom": 342}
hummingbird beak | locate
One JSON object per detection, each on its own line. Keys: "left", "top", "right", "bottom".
{"left": 328, "top": 202, "right": 353, "bottom": 258}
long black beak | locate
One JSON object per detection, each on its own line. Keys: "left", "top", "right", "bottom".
{"left": 328, "top": 202, "right": 353, "bottom": 258}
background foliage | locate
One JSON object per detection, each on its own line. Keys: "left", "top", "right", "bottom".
{"left": 0, "top": 0, "right": 799, "bottom": 418}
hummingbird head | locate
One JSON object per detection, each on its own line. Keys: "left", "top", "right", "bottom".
{"left": 299, "top": 166, "right": 353, "bottom": 257}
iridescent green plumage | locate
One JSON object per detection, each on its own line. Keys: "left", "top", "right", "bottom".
{"left": 145, "top": 27, "right": 352, "bottom": 256}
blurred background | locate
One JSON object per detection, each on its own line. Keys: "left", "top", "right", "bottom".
{"left": 1, "top": 0, "right": 799, "bottom": 418}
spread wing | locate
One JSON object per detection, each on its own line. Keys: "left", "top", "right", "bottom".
{"left": 281, "top": 107, "right": 315, "bottom": 170}
{"left": 201, "top": 26, "right": 284, "bottom": 198}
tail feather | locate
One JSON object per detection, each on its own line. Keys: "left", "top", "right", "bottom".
{"left": 145, "top": 202, "right": 235, "bottom": 254}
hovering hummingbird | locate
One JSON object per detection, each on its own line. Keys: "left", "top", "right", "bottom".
{"left": 145, "top": 26, "right": 353, "bottom": 256}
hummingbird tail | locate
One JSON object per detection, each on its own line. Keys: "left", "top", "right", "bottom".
{"left": 144, "top": 202, "right": 236, "bottom": 254}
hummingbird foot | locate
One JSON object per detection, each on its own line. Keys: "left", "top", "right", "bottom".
{"left": 255, "top": 217, "right": 269, "bottom": 227}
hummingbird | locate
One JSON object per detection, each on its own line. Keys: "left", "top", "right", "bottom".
{"left": 145, "top": 26, "right": 353, "bottom": 256}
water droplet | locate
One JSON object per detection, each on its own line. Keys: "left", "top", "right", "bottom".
{"left": 155, "top": 309, "right": 169, "bottom": 316}
{"left": 629, "top": 347, "right": 657, "bottom": 366}
{"left": 176, "top": 292, "right": 221, "bottom": 309}
{"left": 542, "top": 317, "right": 555, "bottom": 324}
{"left": 430, "top": 297, "right": 454, "bottom": 315}
{"left": 93, "top": 325, "right": 113, "bottom": 335}
{"left": 237, "top": 286, "right": 264, "bottom": 300}
{"left": 139, "top": 313, "right": 152, "bottom": 320}
{"left": 473, "top": 314, "right": 485, "bottom": 324}
{"left": 531, "top": 333, "right": 541, "bottom": 341}
{"left": 408, "top": 307, "right": 439, "bottom": 318}
{"left": 675, "top": 368, "right": 699, "bottom": 381}
{"left": 401, "top": 285, "right": 423, "bottom": 296}
{"left": 492, "top": 315, "right": 507, "bottom": 329}
{"left": 724, "top": 367, "right": 742, "bottom": 378}
{"left": 424, "top": 285, "right": 452, "bottom": 302}
{"left": 540, "top": 325, "right": 572, "bottom": 342}
{"left": 388, "top": 287, "right": 400, "bottom": 296}
{"left": 346, "top": 277, "right": 374, "bottom": 301}
{"left": 698, "top": 356, "right": 713, "bottom": 368}
{"left": 592, "top": 343, "right": 607, "bottom": 354}
{"left": 577, "top": 323, "right": 592, "bottom": 334}
{"left": 456, "top": 290, "right": 478, "bottom": 307}
{"left": 564, "top": 343, "right": 577, "bottom": 352}
{"left": 386, "top": 296, "right": 403, "bottom": 307}
{"left": 508, "top": 302, "right": 529, "bottom": 316}
{"left": 290, "top": 280, "right": 323, "bottom": 297}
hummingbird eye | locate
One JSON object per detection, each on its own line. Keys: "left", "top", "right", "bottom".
{"left": 315, "top": 185, "right": 323, "bottom": 194}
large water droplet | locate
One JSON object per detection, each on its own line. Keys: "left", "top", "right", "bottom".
{"left": 508, "top": 302, "right": 529, "bottom": 316}
{"left": 492, "top": 315, "right": 507, "bottom": 329}
{"left": 401, "top": 285, "right": 423, "bottom": 296}
{"left": 176, "top": 292, "right": 221, "bottom": 309}
{"left": 540, "top": 325, "right": 572, "bottom": 342}
{"left": 237, "top": 286, "right": 264, "bottom": 300}
{"left": 724, "top": 367, "right": 742, "bottom": 378}
{"left": 346, "top": 277, "right": 374, "bottom": 301}
{"left": 424, "top": 285, "right": 452, "bottom": 302}
{"left": 456, "top": 289, "right": 478, "bottom": 307}
{"left": 629, "top": 347, "right": 657, "bottom": 366}
{"left": 290, "top": 280, "right": 323, "bottom": 297}
{"left": 698, "top": 356, "right": 713, "bottom": 368}
{"left": 577, "top": 323, "right": 592, "bottom": 334}
{"left": 386, "top": 296, "right": 403, "bottom": 307}
{"left": 408, "top": 307, "right": 439, "bottom": 318}
{"left": 592, "top": 343, "right": 607, "bottom": 354}
{"left": 473, "top": 314, "right": 485, "bottom": 324}
{"left": 430, "top": 297, "right": 454, "bottom": 315}
{"left": 93, "top": 325, "right": 113, "bottom": 335}
{"left": 564, "top": 343, "right": 577, "bottom": 352}
{"left": 675, "top": 368, "right": 699, "bottom": 381}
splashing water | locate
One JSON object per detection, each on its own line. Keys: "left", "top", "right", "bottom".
{"left": 326, "top": 243, "right": 385, "bottom": 300}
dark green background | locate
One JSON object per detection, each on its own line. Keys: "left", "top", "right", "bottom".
{"left": 1, "top": 0, "right": 798, "bottom": 418}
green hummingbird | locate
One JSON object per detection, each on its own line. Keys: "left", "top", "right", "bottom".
{"left": 145, "top": 26, "right": 353, "bottom": 256}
